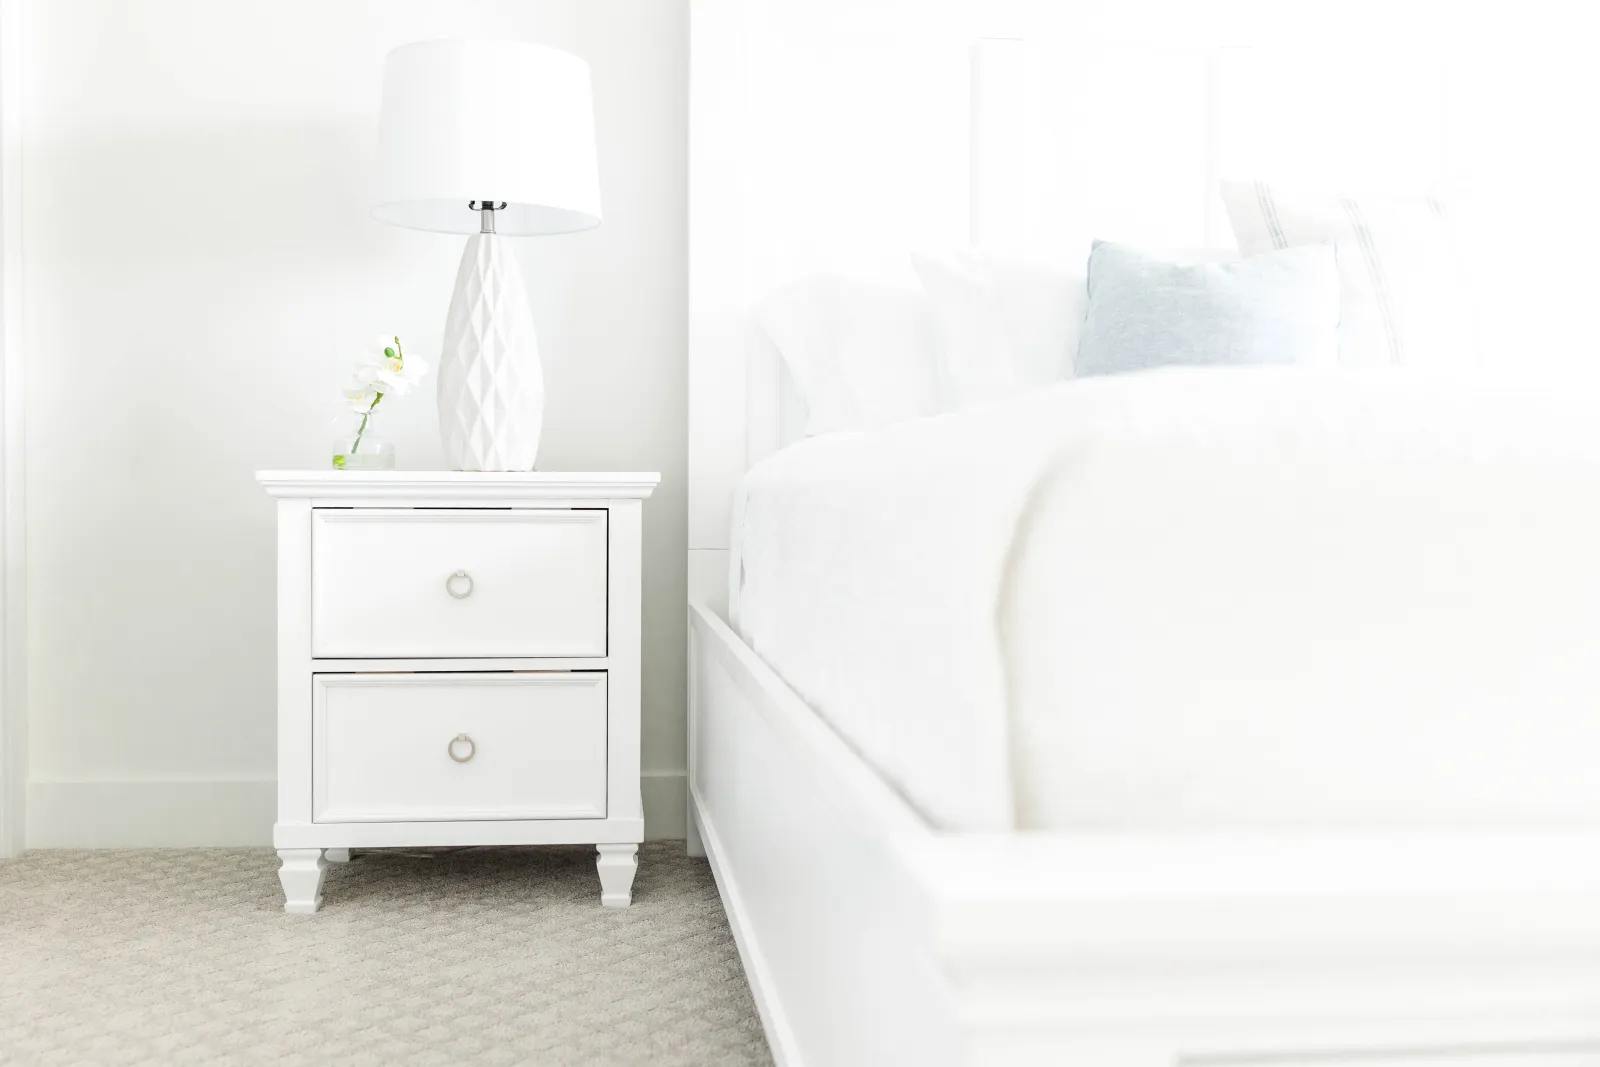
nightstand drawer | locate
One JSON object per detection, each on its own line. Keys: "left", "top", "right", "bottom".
{"left": 311, "top": 508, "right": 607, "bottom": 658}
{"left": 312, "top": 672, "right": 607, "bottom": 823}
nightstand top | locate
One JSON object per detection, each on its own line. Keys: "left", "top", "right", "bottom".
{"left": 256, "top": 470, "right": 660, "bottom": 501}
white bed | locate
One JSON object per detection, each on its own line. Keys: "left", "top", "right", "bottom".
{"left": 730, "top": 368, "right": 1600, "bottom": 835}
{"left": 687, "top": 7, "right": 1600, "bottom": 1065}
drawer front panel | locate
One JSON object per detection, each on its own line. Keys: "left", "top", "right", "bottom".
{"left": 312, "top": 672, "right": 607, "bottom": 823}
{"left": 312, "top": 509, "right": 606, "bottom": 658}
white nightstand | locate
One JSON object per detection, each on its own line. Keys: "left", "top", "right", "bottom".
{"left": 256, "top": 471, "right": 659, "bottom": 914}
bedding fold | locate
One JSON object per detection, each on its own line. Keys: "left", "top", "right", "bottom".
{"left": 732, "top": 367, "right": 1600, "bottom": 832}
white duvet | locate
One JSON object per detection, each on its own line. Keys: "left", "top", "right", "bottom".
{"left": 730, "top": 367, "right": 1600, "bottom": 832}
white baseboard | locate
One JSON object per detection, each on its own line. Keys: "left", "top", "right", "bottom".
{"left": 27, "top": 778, "right": 277, "bottom": 848}
{"left": 26, "top": 771, "right": 690, "bottom": 848}
{"left": 641, "top": 769, "right": 688, "bottom": 840}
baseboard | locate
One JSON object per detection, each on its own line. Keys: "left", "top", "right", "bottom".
{"left": 26, "top": 772, "right": 689, "bottom": 848}
{"left": 27, "top": 778, "right": 277, "bottom": 848}
{"left": 641, "top": 769, "right": 687, "bottom": 840}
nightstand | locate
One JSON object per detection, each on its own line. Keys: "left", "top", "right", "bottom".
{"left": 256, "top": 471, "right": 659, "bottom": 914}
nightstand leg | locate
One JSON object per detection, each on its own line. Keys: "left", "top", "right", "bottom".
{"left": 596, "top": 844, "right": 638, "bottom": 907}
{"left": 278, "top": 848, "right": 330, "bottom": 914}
{"left": 324, "top": 848, "right": 352, "bottom": 863}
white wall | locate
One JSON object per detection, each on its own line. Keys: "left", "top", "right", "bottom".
{"left": 21, "top": 0, "right": 688, "bottom": 844}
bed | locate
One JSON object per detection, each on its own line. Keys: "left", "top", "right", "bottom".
{"left": 686, "top": 7, "right": 1600, "bottom": 1064}
{"left": 730, "top": 368, "right": 1600, "bottom": 835}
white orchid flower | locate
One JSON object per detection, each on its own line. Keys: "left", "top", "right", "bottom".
{"left": 377, "top": 353, "right": 429, "bottom": 397}
{"left": 374, "top": 336, "right": 404, "bottom": 377}
{"left": 332, "top": 333, "right": 415, "bottom": 470}
{"left": 349, "top": 334, "right": 428, "bottom": 398}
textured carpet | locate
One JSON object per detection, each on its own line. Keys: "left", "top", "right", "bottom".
{"left": 0, "top": 842, "right": 773, "bottom": 1067}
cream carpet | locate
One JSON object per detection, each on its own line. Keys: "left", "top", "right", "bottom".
{"left": 0, "top": 842, "right": 773, "bottom": 1066}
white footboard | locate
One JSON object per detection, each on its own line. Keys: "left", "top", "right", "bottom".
{"left": 689, "top": 601, "right": 1600, "bottom": 1067}
{"left": 688, "top": 601, "right": 960, "bottom": 1066}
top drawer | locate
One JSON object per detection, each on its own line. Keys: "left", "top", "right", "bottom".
{"left": 311, "top": 509, "right": 607, "bottom": 658}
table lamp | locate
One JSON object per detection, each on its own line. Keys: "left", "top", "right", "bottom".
{"left": 374, "top": 39, "right": 602, "bottom": 471}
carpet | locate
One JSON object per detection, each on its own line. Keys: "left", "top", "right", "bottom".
{"left": 0, "top": 842, "right": 773, "bottom": 1066}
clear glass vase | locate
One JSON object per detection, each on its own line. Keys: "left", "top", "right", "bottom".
{"left": 331, "top": 408, "right": 395, "bottom": 470}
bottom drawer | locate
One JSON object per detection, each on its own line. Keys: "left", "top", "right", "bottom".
{"left": 312, "top": 672, "right": 607, "bottom": 823}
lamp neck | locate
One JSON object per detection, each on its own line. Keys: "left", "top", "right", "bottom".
{"left": 470, "top": 200, "right": 506, "bottom": 235}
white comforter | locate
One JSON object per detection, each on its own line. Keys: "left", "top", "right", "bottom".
{"left": 731, "top": 367, "right": 1600, "bottom": 832}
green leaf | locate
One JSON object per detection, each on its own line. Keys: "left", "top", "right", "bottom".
{"left": 332, "top": 454, "right": 346, "bottom": 468}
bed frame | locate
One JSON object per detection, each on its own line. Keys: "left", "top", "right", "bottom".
{"left": 686, "top": 5, "right": 1600, "bottom": 1063}
{"left": 689, "top": 602, "right": 1600, "bottom": 1067}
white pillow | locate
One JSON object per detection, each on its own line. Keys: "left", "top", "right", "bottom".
{"left": 1221, "top": 181, "right": 1474, "bottom": 369}
{"left": 754, "top": 276, "right": 940, "bottom": 435}
{"left": 911, "top": 248, "right": 1087, "bottom": 411}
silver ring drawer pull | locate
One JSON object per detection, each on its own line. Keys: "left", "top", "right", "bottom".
{"left": 447, "top": 734, "right": 476, "bottom": 763}
{"left": 445, "top": 570, "right": 474, "bottom": 599}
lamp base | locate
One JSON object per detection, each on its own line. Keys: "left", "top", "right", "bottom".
{"left": 437, "top": 232, "right": 543, "bottom": 472}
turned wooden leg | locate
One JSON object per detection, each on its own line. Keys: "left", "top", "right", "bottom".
{"left": 278, "top": 848, "right": 330, "bottom": 914}
{"left": 596, "top": 844, "right": 639, "bottom": 907}
{"left": 324, "top": 848, "right": 352, "bottom": 863}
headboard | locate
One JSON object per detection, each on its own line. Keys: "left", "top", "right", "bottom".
{"left": 687, "top": 0, "right": 1451, "bottom": 609}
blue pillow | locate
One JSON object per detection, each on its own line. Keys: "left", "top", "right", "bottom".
{"left": 1074, "top": 240, "right": 1340, "bottom": 378}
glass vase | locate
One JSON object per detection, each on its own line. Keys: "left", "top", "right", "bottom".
{"left": 331, "top": 408, "right": 395, "bottom": 470}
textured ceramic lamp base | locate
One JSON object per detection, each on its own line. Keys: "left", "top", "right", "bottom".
{"left": 437, "top": 233, "right": 543, "bottom": 472}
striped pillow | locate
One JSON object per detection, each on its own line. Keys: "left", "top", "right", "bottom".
{"left": 1221, "top": 182, "right": 1474, "bottom": 370}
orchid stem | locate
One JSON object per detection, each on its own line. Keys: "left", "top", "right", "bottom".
{"left": 351, "top": 392, "right": 383, "bottom": 454}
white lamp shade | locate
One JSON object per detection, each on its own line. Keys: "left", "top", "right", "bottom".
{"left": 373, "top": 39, "right": 602, "bottom": 236}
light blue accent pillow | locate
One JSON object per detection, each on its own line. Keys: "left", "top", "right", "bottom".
{"left": 1074, "top": 240, "right": 1341, "bottom": 378}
